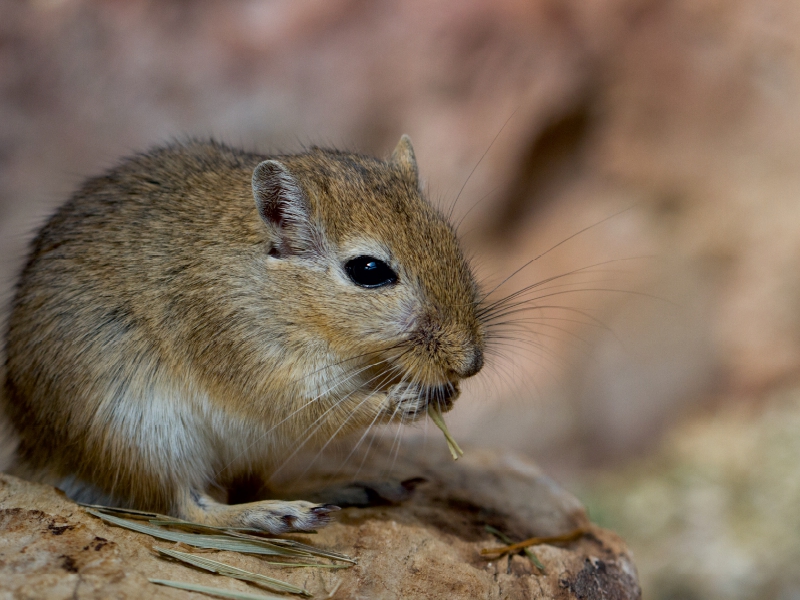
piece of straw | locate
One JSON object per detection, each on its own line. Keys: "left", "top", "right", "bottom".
{"left": 484, "top": 525, "right": 545, "bottom": 572}
{"left": 155, "top": 547, "right": 310, "bottom": 596}
{"left": 145, "top": 519, "right": 354, "bottom": 564}
{"left": 260, "top": 562, "right": 349, "bottom": 569}
{"left": 428, "top": 403, "right": 463, "bottom": 460}
{"left": 86, "top": 509, "right": 315, "bottom": 558}
{"left": 149, "top": 519, "right": 262, "bottom": 532}
{"left": 78, "top": 502, "right": 166, "bottom": 520}
{"left": 85, "top": 505, "right": 356, "bottom": 566}
{"left": 149, "top": 579, "right": 286, "bottom": 600}
{"left": 481, "top": 527, "right": 588, "bottom": 556}
{"left": 221, "top": 531, "right": 355, "bottom": 564}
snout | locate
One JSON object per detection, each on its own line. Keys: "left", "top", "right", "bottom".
{"left": 453, "top": 347, "right": 484, "bottom": 379}
{"left": 409, "top": 313, "right": 485, "bottom": 382}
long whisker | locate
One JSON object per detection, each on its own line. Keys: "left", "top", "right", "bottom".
{"left": 485, "top": 340, "right": 566, "bottom": 389}
{"left": 213, "top": 350, "right": 406, "bottom": 479}
{"left": 483, "top": 345, "right": 549, "bottom": 398}
{"left": 483, "top": 303, "right": 609, "bottom": 329}
{"left": 480, "top": 288, "right": 666, "bottom": 325}
{"left": 485, "top": 328, "right": 591, "bottom": 361}
{"left": 453, "top": 184, "right": 501, "bottom": 232}
{"left": 283, "top": 344, "right": 415, "bottom": 468}
{"left": 492, "top": 315, "right": 610, "bottom": 330}
{"left": 448, "top": 109, "right": 518, "bottom": 223}
{"left": 389, "top": 363, "right": 451, "bottom": 475}
{"left": 304, "top": 342, "right": 409, "bottom": 379}
{"left": 486, "top": 314, "right": 602, "bottom": 343}
{"left": 288, "top": 363, "right": 407, "bottom": 483}
{"left": 478, "top": 270, "right": 627, "bottom": 317}
{"left": 479, "top": 276, "right": 626, "bottom": 320}
{"left": 330, "top": 380, "right": 401, "bottom": 480}
{"left": 476, "top": 206, "right": 636, "bottom": 305}
{"left": 267, "top": 359, "right": 411, "bottom": 481}
{"left": 477, "top": 257, "right": 643, "bottom": 316}
{"left": 386, "top": 377, "right": 421, "bottom": 478}
{"left": 486, "top": 338, "right": 567, "bottom": 371}
{"left": 369, "top": 377, "right": 411, "bottom": 482}
{"left": 489, "top": 305, "right": 627, "bottom": 352}
{"left": 486, "top": 331, "right": 591, "bottom": 363}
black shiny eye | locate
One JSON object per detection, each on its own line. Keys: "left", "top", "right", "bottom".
{"left": 344, "top": 255, "right": 398, "bottom": 288}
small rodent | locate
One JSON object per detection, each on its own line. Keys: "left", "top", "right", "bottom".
{"left": 2, "top": 136, "right": 484, "bottom": 533}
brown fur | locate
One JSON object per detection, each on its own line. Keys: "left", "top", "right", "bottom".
{"left": 2, "top": 137, "right": 484, "bottom": 532}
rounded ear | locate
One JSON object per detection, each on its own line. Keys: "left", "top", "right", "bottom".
{"left": 390, "top": 134, "right": 419, "bottom": 188}
{"left": 252, "top": 160, "right": 318, "bottom": 256}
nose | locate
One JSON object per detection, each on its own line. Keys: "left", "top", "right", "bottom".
{"left": 455, "top": 347, "right": 484, "bottom": 379}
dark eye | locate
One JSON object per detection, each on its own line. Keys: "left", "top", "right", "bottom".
{"left": 344, "top": 255, "right": 398, "bottom": 288}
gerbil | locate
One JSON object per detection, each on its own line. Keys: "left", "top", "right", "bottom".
{"left": 2, "top": 136, "right": 484, "bottom": 533}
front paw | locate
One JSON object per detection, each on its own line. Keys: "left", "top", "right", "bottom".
{"left": 239, "top": 501, "right": 340, "bottom": 534}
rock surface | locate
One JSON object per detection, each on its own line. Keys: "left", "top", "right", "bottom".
{"left": 584, "top": 383, "right": 800, "bottom": 600}
{"left": 0, "top": 447, "right": 640, "bottom": 599}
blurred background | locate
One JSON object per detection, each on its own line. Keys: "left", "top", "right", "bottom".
{"left": 2, "top": 1, "right": 800, "bottom": 598}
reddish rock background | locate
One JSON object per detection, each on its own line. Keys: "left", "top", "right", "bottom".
{"left": 2, "top": 1, "right": 799, "bottom": 598}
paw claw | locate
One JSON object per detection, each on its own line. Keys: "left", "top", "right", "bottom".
{"left": 312, "top": 504, "right": 341, "bottom": 514}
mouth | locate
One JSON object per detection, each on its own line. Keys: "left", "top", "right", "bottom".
{"left": 383, "top": 381, "right": 461, "bottom": 420}
{"left": 425, "top": 384, "right": 459, "bottom": 409}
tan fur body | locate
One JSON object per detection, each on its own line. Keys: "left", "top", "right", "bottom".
{"left": 2, "top": 138, "right": 484, "bottom": 532}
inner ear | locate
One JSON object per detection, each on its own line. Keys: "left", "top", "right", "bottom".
{"left": 252, "top": 160, "right": 315, "bottom": 256}
{"left": 252, "top": 160, "right": 307, "bottom": 226}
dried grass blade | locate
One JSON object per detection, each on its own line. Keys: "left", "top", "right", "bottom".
{"left": 428, "top": 403, "right": 463, "bottom": 460}
{"left": 261, "top": 561, "right": 349, "bottom": 569}
{"left": 222, "top": 531, "right": 356, "bottom": 564}
{"left": 145, "top": 519, "right": 355, "bottom": 563}
{"left": 155, "top": 547, "right": 310, "bottom": 596}
{"left": 149, "top": 578, "right": 285, "bottom": 599}
{"left": 149, "top": 519, "right": 261, "bottom": 532}
{"left": 85, "top": 509, "right": 309, "bottom": 557}
{"left": 86, "top": 506, "right": 355, "bottom": 563}
{"left": 484, "top": 525, "right": 545, "bottom": 572}
{"left": 78, "top": 502, "right": 167, "bottom": 520}
{"left": 481, "top": 527, "right": 588, "bottom": 556}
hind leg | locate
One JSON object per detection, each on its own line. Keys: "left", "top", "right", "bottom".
{"left": 174, "top": 488, "right": 339, "bottom": 534}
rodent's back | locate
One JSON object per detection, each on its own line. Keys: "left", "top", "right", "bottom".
{"left": 4, "top": 142, "right": 270, "bottom": 504}
{"left": 26, "top": 141, "right": 263, "bottom": 312}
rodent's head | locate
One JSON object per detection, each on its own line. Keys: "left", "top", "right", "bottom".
{"left": 252, "top": 136, "right": 484, "bottom": 423}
